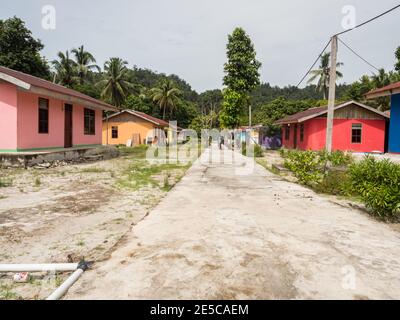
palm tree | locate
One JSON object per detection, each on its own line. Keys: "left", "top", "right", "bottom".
{"left": 371, "top": 68, "right": 390, "bottom": 89}
{"left": 51, "top": 51, "right": 77, "bottom": 87}
{"left": 307, "top": 53, "right": 343, "bottom": 99}
{"left": 97, "top": 57, "right": 133, "bottom": 108}
{"left": 71, "top": 45, "right": 100, "bottom": 84}
{"left": 150, "top": 79, "right": 181, "bottom": 119}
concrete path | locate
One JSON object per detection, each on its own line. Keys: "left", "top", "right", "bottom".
{"left": 68, "top": 145, "right": 400, "bottom": 299}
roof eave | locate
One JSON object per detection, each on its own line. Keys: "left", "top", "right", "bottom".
{"left": 366, "top": 87, "right": 400, "bottom": 99}
{"left": 27, "top": 86, "right": 117, "bottom": 111}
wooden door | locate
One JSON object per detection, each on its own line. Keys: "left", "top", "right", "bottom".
{"left": 293, "top": 124, "right": 298, "bottom": 149}
{"left": 64, "top": 104, "right": 73, "bottom": 148}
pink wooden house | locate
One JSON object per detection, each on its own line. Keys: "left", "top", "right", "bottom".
{"left": 0, "top": 66, "right": 116, "bottom": 152}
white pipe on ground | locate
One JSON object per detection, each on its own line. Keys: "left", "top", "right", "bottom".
{"left": 46, "top": 268, "right": 84, "bottom": 300}
{"left": 0, "top": 263, "right": 78, "bottom": 273}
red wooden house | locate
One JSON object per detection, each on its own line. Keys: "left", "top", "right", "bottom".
{"left": 275, "top": 101, "right": 389, "bottom": 153}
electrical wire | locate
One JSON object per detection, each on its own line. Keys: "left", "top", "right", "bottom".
{"left": 296, "top": 39, "right": 331, "bottom": 87}
{"left": 335, "top": 4, "right": 400, "bottom": 36}
{"left": 338, "top": 37, "right": 380, "bottom": 72}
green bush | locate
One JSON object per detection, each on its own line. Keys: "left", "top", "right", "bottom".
{"left": 283, "top": 150, "right": 324, "bottom": 185}
{"left": 314, "top": 169, "right": 353, "bottom": 196}
{"left": 348, "top": 156, "right": 400, "bottom": 219}
{"left": 318, "top": 150, "right": 353, "bottom": 166}
{"left": 241, "top": 142, "right": 264, "bottom": 158}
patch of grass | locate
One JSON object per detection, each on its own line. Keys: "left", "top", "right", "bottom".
{"left": 162, "top": 173, "right": 172, "bottom": 191}
{"left": 80, "top": 167, "right": 106, "bottom": 173}
{"left": 76, "top": 240, "right": 85, "bottom": 246}
{"left": 34, "top": 177, "right": 41, "bottom": 187}
{"left": 0, "top": 284, "right": 20, "bottom": 300}
{"left": 0, "top": 178, "right": 12, "bottom": 188}
{"left": 118, "top": 145, "right": 149, "bottom": 158}
{"left": 117, "top": 160, "right": 189, "bottom": 191}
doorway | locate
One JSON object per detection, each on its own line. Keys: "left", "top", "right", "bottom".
{"left": 64, "top": 104, "right": 73, "bottom": 148}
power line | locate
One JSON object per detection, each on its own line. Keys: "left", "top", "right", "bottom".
{"left": 335, "top": 4, "right": 400, "bottom": 36}
{"left": 296, "top": 4, "right": 400, "bottom": 87}
{"left": 296, "top": 39, "right": 331, "bottom": 87}
{"left": 338, "top": 37, "right": 380, "bottom": 72}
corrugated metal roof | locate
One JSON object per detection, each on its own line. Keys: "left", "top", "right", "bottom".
{"left": 274, "top": 101, "right": 389, "bottom": 125}
{"left": 366, "top": 81, "right": 400, "bottom": 98}
{"left": 275, "top": 106, "right": 327, "bottom": 124}
{"left": 105, "top": 109, "right": 170, "bottom": 127}
{"left": 0, "top": 66, "right": 116, "bottom": 110}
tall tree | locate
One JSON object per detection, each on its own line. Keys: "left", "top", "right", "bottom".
{"left": 307, "top": 52, "right": 343, "bottom": 99}
{"left": 71, "top": 45, "right": 100, "bottom": 84}
{"left": 395, "top": 46, "right": 400, "bottom": 72}
{"left": 0, "top": 17, "right": 50, "bottom": 78}
{"left": 150, "top": 79, "right": 181, "bottom": 119}
{"left": 51, "top": 51, "right": 77, "bottom": 87}
{"left": 97, "top": 58, "right": 132, "bottom": 108}
{"left": 220, "top": 27, "right": 261, "bottom": 128}
{"left": 371, "top": 68, "right": 390, "bottom": 88}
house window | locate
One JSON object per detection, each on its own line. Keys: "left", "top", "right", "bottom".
{"left": 111, "top": 126, "right": 118, "bottom": 139}
{"left": 351, "top": 123, "right": 362, "bottom": 143}
{"left": 300, "top": 124, "right": 304, "bottom": 142}
{"left": 84, "top": 108, "right": 96, "bottom": 135}
{"left": 38, "top": 98, "right": 49, "bottom": 134}
{"left": 285, "top": 125, "right": 290, "bottom": 140}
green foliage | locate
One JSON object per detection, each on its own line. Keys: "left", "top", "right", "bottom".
{"left": 97, "top": 58, "right": 133, "bottom": 108}
{"left": 150, "top": 79, "right": 182, "bottom": 119}
{"left": 313, "top": 169, "right": 353, "bottom": 196}
{"left": 219, "top": 89, "right": 246, "bottom": 128}
{"left": 0, "top": 17, "right": 50, "bottom": 79}
{"left": 252, "top": 98, "right": 316, "bottom": 133}
{"left": 0, "top": 177, "right": 12, "bottom": 188}
{"left": 241, "top": 142, "right": 263, "bottom": 158}
{"left": 283, "top": 150, "right": 324, "bottom": 185}
{"left": 189, "top": 111, "right": 218, "bottom": 135}
{"left": 318, "top": 150, "right": 353, "bottom": 166}
{"left": 307, "top": 52, "right": 343, "bottom": 100}
{"left": 396, "top": 46, "right": 400, "bottom": 72}
{"left": 348, "top": 157, "right": 400, "bottom": 219}
{"left": 223, "top": 27, "right": 261, "bottom": 93}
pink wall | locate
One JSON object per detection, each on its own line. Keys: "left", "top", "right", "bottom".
{"left": 0, "top": 82, "right": 18, "bottom": 150}
{"left": 72, "top": 105, "right": 102, "bottom": 146}
{"left": 17, "top": 90, "right": 65, "bottom": 149}
{"left": 13, "top": 89, "right": 102, "bottom": 150}
{"left": 282, "top": 118, "right": 386, "bottom": 153}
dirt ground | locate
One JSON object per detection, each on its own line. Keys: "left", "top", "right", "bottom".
{"left": 66, "top": 144, "right": 400, "bottom": 300}
{"left": 0, "top": 145, "right": 193, "bottom": 299}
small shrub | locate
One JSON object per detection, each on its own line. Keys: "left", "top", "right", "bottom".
{"left": 0, "top": 177, "right": 12, "bottom": 188}
{"left": 241, "top": 142, "right": 264, "bottom": 158}
{"left": 318, "top": 150, "right": 353, "bottom": 166}
{"left": 34, "top": 177, "right": 41, "bottom": 187}
{"left": 314, "top": 169, "right": 353, "bottom": 196}
{"left": 283, "top": 150, "right": 324, "bottom": 185}
{"left": 348, "top": 156, "right": 400, "bottom": 219}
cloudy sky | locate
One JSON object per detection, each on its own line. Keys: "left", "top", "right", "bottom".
{"left": 1, "top": 0, "right": 399, "bottom": 92}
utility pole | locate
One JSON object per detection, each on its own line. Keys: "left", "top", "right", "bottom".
{"left": 325, "top": 35, "right": 338, "bottom": 153}
{"left": 249, "top": 104, "right": 252, "bottom": 128}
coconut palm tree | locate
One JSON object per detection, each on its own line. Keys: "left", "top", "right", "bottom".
{"left": 97, "top": 57, "right": 133, "bottom": 108}
{"left": 51, "top": 51, "right": 77, "bottom": 87}
{"left": 71, "top": 45, "right": 100, "bottom": 84}
{"left": 371, "top": 68, "right": 390, "bottom": 89}
{"left": 150, "top": 79, "right": 181, "bottom": 119}
{"left": 307, "top": 52, "right": 343, "bottom": 99}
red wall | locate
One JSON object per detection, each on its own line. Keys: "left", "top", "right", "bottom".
{"left": 282, "top": 118, "right": 386, "bottom": 153}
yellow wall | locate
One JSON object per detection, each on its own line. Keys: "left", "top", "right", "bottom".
{"left": 102, "top": 120, "right": 160, "bottom": 145}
